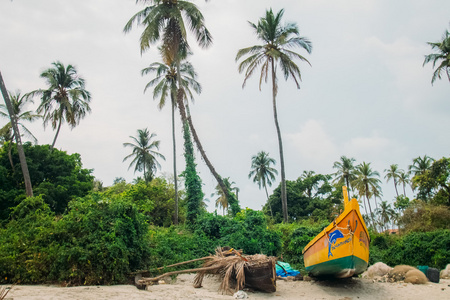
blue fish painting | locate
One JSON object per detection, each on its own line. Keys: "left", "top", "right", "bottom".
{"left": 328, "top": 230, "right": 344, "bottom": 258}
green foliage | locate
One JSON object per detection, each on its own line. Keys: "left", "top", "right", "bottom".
{"left": 0, "top": 195, "right": 151, "bottom": 285}
{"left": 274, "top": 219, "right": 329, "bottom": 272}
{"left": 194, "top": 209, "right": 281, "bottom": 256}
{"left": 399, "top": 201, "right": 450, "bottom": 233}
{"left": 370, "top": 230, "right": 450, "bottom": 269}
{"left": 265, "top": 174, "right": 343, "bottom": 222}
{"left": 0, "top": 143, "right": 94, "bottom": 219}
{"left": 0, "top": 196, "right": 56, "bottom": 283}
{"left": 182, "top": 121, "right": 204, "bottom": 224}
{"left": 146, "top": 226, "right": 214, "bottom": 271}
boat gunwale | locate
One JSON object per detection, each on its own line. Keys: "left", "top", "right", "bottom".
{"left": 301, "top": 197, "right": 369, "bottom": 255}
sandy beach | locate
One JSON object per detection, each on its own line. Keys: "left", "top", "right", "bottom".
{"left": 3, "top": 274, "right": 449, "bottom": 300}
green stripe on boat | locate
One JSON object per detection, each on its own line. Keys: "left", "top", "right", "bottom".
{"left": 305, "top": 255, "right": 367, "bottom": 277}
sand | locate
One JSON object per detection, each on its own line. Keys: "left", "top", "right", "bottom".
{"left": 3, "top": 274, "right": 450, "bottom": 300}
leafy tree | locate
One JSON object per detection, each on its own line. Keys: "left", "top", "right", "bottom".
{"left": 412, "top": 157, "right": 450, "bottom": 205}
{"left": 265, "top": 173, "right": 340, "bottom": 222}
{"left": 423, "top": 26, "right": 450, "bottom": 85}
{"left": 0, "top": 143, "right": 94, "bottom": 218}
{"left": 142, "top": 52, "right": 201, "bottom": 224}
{"left": 409, "top": 155, "right": 435, "bottom": 201}
{"left": 236, "top": 8, "right": 312, "bottom": 222}
{"left": 28, "top": 61, "right": 91, "bottom": 150}
{"left": 332, "top": 155, "right": 356, "bottom": 198}
{"left": 123, "top": 128, "right": 165, "bottom": 183}
{"left": 0, "top": 71, "right": 33, "bottom": 196}
{"left": 384, "top": 164, "right": 403, "bottom": 198}
{"left": 248, "top": 151, "right": 277, "bottom": 216}
{"left": 352, "top": 162, "right": 381, "bottom": 229}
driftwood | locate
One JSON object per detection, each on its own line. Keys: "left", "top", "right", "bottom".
{"left": 137, "top": 248, "right": 276, "bottom": 294}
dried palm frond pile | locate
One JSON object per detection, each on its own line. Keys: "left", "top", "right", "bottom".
{"left": 137, "top": 247, "right": 276, "bottom": 294}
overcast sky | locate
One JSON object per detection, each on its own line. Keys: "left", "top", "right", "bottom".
{"left": 1, "top": 0, "right": 449, "bottom": 212}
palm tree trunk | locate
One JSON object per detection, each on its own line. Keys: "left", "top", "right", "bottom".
{"left": 171, "top": 93, "right": 179, "bottom": 225}
{"left": 51, "top": 118, "right": 63, "bottom": 151}
{"left": 175, "top": 59, "right": 239, "bottom": 216}
{"left": 271, "top": 59, "right": 288, "bottom": 223}
{"left": 0, "top": 71, "right": 33, "bottom": 197}
{"left": 365, "top": 185, "right": 375, "bottom": 230}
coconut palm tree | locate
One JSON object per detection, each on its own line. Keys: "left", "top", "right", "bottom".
{"left": 376, "top": 201, "right": 396, "bottom": 232}
{"left": 249, "top": 151, "right": 278, "bottom": 216}
{"left": 352, "top": 162, "right": 381, "bottom": 228}
{"left": 124, "top": 0, "right": 240, "bottom": 215}
{"left": 409, "top": 155, "right": 434, "bottom": 176}
{"left": 28, "top": 61, "right": 91, "bottom": 150}
{"left": 0, "top": 71, "right": 33, "bottom": 196}
{"left": 123, "top": 128, "right": 165, "bottom": 182}
{"left": 384, "top": 164, "right": 403, "bottom": 198}
{"left": 332, "top": 156, "right": 356, "bottom": 199}
{"left": 213, "top": 177, "right": 236, "bottom": 215}
{"left": 423, "top": 27, "right": 450, "bottom": 85}
{"left": 1, "top": 91, "right": 40, "bottom": 172}
{"left": 142, "top": 51, "right": 201, "bottom": 224}
{"left": 0, "top": 91, "right": 40, "bottom": 144}
{"left": 236, "top": 8, "right": 312, "bottom": 222}
{"left": 397, "top": 170, "right": 410, "bottom": 197}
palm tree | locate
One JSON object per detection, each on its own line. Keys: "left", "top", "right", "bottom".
{"left": 409, "top": 155, "right": 434, "bottom": 176}
{"left": 397, "top": 170, "right": 410, "bottom": 197}
{"left": 236, "top": 8, "right": 312, "bottom": 222}
{"left": 423, "top": 26, "right": 450, "bottom": 85}
{"left": 142, "top": 51, "right": 201, "bottom": 224}
{"left": 28, "top": 61, "right": 91, "bottom": 150}
{"left": 213, "top": 177, "right": 236, "bottom": 215}
{"left": 248, "top": 151, "right": 278, "bottom": 216}
{"left": 377, "top": 201, "right": 396, "bottom": 232}
{"left": 123, "top": 128, "right": 165, "bottom": 182}
{"left": 384, "top": 164, "right": 403, "bottom": 198}
{"left": 124, "top": 1, "right": 239, "bottom": 215}
{"left": 332, "top": 155, "right": 356, "bottom": 198}
{"left": 0, "top": 91, "right": 40, "bottom": 171}
{"left": 0, "top": 71, "right": 33, "bottom": 196}
{"left": 0, "top": 91, "right": 40, "bottom": 144}
{"left": 352, "top": 162, "right": 381, "bottom": 228}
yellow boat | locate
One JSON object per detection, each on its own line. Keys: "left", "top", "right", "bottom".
{"left": 302, "top": 186, "right": 370, "bottom": 278}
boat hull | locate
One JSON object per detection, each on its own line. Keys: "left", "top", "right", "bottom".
{"left": 302, "top": 191, "right": 369, "bottom": 278}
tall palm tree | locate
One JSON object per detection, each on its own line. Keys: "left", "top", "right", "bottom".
{"left": 384, "top": 164, "right": 403, "bottom": 198}
{"left": 0, "top": 71, "right": 33, "bottom": 196}
{"left": 0, "top": 91, "right": 40, "bottom": 144}
{"left": 236, "top": 8, "right": 312, "bottom": 223}
{"left": 213, "top": 177, "right": 236, "bottom": 215}
{"left": 28, "top": 61, "right": 91, "bottom": 150}
{"left": 423, "top": 27, "right": 450, "bottom": 85}
{"left": 124, "top": 0, "right": 240, "bottom": 215}
{"left": 123, "top": 128, "right": 165, "bottom": 182}
{"left": 142, "top": 51, "right": 201, "bottom": 224}
{"left": 249, "top": 151, "right": 278, "bottom": 216}
{"left": 332, "top": 156, "right": 356, "bottom": 199}
{"left": 352, "top": 162, "right": 381, "bottom": 228}
{"left": 409, "top": 155, "right": 434, "bottom": 176}
{"left": 397, "top": 170, "right": 410, "bottom": 197}
{"left": 1, "top": 91, "right": 40, "bottom": 171}
{"left": 376, "top": 201, "right": 396, "bottom": 232}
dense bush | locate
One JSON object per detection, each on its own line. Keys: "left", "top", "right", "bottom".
{"left": 0, "top": 143, "right": 94, "bottom": 220}
{"left": 194, "top": 209, "right": 281, "bottom": 256}
{"left": 369, "top": 230, "right": 450, "bottom": 269}
{"left": 275, "top": 219, "right": 329, "bottom": 272}
{"left": 0, "top": 195, "right": 151, "bottom": 285}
